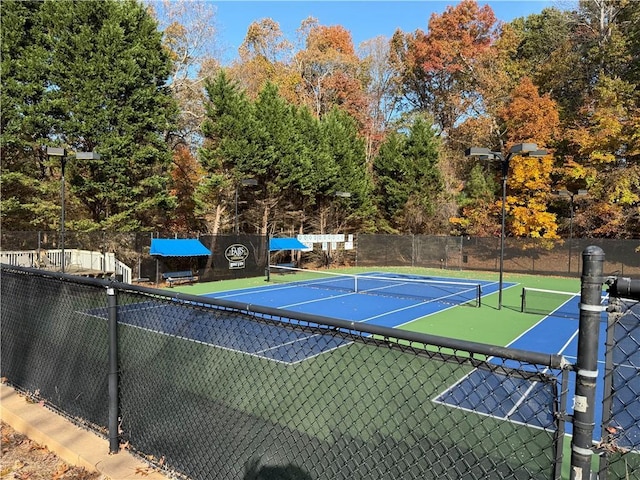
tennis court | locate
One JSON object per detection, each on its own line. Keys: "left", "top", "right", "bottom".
{"left": 437, "top": 287, "right": 640, "bottom": 450}
{"left": 86, "top": 268, "right": 639, "bottom": 449}
{"left": 205, "top": 268, "right": 503, "bottom": 327}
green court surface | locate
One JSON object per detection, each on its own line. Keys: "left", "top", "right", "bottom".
{"left": 169, "top": 267, "right": 582, "bottom": 347}
{"left": 167, "top": 267, "right": 591, "bottom": 479}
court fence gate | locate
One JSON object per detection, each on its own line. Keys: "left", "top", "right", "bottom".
{"left": 0, "top": 246, "right": 637, "bottom": 479}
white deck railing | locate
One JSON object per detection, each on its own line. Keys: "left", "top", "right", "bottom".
{"left": 0, "top": 249, "right": 132, "bottom": 283}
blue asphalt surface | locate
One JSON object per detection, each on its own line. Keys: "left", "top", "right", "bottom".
{"left": 436, "top": 291, "right": 640, "bottom": 449}
{"left": 203, "top": 273, "right": 497, "bottom": 328}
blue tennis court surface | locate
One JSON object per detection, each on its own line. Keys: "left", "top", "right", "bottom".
{"left": 86, "top": 272, "right": 509, "bottom": 365}
{"left": 203, "top": 272, "right": 504, "bottom": 328}
{"left": 435, "top": 292, "right": 640, "bottom": 448}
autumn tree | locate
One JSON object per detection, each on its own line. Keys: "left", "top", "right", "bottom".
{"left": 359, "top": 35, "right": 404, "bottom": 164}
{"left": 295, "top": 19, "right": 368, "bottom": 128}
{"left": 151, "top": 0, "right": 220, "bottom": 148}
{"left": 455, "top": 78, "right": 561, "bottom": 239}
{"left": 502, "top": 78, "right": 560, "bottom": 238}
{"left": 229, "top": 18, "right": 299, "bottom": 103}
{"left": 392, "top": 0, "right": 498, "bottom": 136}
{"left": 167, "top": 145, "right": 205, "bottom": 232}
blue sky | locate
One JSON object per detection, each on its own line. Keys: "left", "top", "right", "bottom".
{"left": 213, "top": 1, "right": 573, "bottom": 63}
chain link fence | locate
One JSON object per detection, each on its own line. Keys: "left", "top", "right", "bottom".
{"left": 3, "top": 232, "right": 639, "bottom": 283}
{"left": 355, "top": 235, "right": 640, "bottom": 277}
{"left": 600, "top": 293, "right": 640, "bottom": 479}
{"left": 2, "top": 265, "right": 571, "bottom": 479}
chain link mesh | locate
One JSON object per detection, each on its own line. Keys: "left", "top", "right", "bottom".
{"left": 600, "top": 297, "right": 640, "bottom": 479}
{"left": 1, "top": 268, "right": 109, "bottom": 428}
{"left": 2, "top": 265, "right": 568, "bottom": 479}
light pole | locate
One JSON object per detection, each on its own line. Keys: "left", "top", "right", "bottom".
{"left": 558, "top": 189, "right": 588, "bottom": 274}
{"left": 465, "top": 143, "right": 548, "bottom": 309}
{"left": 47, "top": 147, "right": 67, "bottom": 272}
{"left": 234, "top": 178, "right": 258, "bottom": 234}
{"left": 47, "top": 148, "right": 101, "bottom": 272}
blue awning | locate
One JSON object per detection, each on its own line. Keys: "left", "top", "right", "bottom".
{"left": 269, "top": 237, "right": 309, "bottom": 251}
{"left": 150, "top": 239, "right": 211, "bottom": 257}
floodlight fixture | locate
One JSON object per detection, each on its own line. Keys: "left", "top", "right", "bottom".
{"left": 465, "top": 147, "right": 492, "bottom": 157}
{"left": 47, "top": 147, "right": 67, "bottom": 157}
{"left": 527, "top": 149, "right": 549, "bottom": 158}
{"left": 509, "top": 143, "right": 538, "bottom": 155}
{"left": 76, "top": 151, "right": 101, "bottom": 160}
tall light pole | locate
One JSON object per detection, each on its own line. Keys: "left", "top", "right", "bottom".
{"left": 47, "top": 147, "right": 67, "bottom": 272}
{"left": 465, "top": 143, "right": 548, "bottom": 309}
{"left": 47, "top": 148, "right": 101, "bottom": 272}
{"left": 558, "top": 188, "right": 588, "bottom": 274}
{"left": 234, "top": 178, "right": 258, "bottom": 234}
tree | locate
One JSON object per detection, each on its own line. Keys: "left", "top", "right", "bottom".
{"left": 295, "top": 20, "right": 368, "bottom": 128}
{"left": 198, "top": 71, "right": 257, "bottom": 233}
{"left": 393, "top": 0, "right": 498, "bottom": 136}
{"left": 1, "top": 1, "right": 59, "bottom": 230}
{"left": 151, "top": 0, "right": 221, "bottom": 148}
{"left": 167, "top": 145, "right": 205, "bottom": 232}
{"left": 2, "top": 0, "right": 178, "bottom": 231}
{"left": 359, "top": 35, "right": 403, "bottom": 164}
{"left": 229, "top": 18, "right": 299, "bottom": 103}
{"left": 501, "top": 78, "right": 560, "bottom": 239}
{"left": 373, "top": 116, "right": 443, "bottom": 234}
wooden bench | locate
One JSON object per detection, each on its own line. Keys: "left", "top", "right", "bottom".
{"left": 162, "top": 270, "right": 197, "bottom": 287}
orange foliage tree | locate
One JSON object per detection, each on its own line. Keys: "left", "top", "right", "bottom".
{"left": 229, "top": 18, "right": 300, "bottom": 104}
{"left": 392, "top": 0, "right": 498, "bottom": 135}
{"left": 167, "top": 145, "right": 205, "bottom": 232}
{"left": 295, "top": 20, "right": 368, "bottom": 128}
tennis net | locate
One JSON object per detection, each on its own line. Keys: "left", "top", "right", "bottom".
{"left": 267, "top": 265, "right": 482, "bottom": 307}
{"left": 520, "top": 287, "right": 579, "bottom": 318}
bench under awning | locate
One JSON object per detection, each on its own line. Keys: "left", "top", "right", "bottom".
{"left": 269, "top": 237, "right": 309, "bottom": 251}
{"left": 150, "top": 239, "right": 211, "bottom": 257}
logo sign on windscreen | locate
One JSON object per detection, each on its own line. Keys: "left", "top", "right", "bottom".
{"left": 225, "top": 244, "right": 250, "bottom": 270}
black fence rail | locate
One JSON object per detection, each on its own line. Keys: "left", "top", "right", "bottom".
{"left": 2, "top": 265, "right": 570, "bottom": 480}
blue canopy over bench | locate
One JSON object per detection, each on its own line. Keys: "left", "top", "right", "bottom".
{"left": 150, "top": 238, "right": 211, "bottom": 285}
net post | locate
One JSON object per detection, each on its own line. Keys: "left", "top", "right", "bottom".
{"left": 477, "top": 284, "right": 481, "bottom": 307}
{"left": 107, "top": 286, "right": 120, "bottom": 454}
{"left": 570, "top": 246, "right": 605, "bottom": 480}
{"left": 265, "top": 234, "right": 271, "bottom": 282}
{"left": 521, "top": 288, "right": 526, "bottom": 313}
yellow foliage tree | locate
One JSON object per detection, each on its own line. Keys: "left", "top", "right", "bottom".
{"left": 500, "top": 77, "right": 561, "bottom": 239}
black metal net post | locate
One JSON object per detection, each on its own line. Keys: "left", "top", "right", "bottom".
{"left": 570, "top": 246, "right": 605, "bottom": 479}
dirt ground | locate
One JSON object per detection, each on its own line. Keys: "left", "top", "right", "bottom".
{"left": 0, "top": 422, "right": 105, "bottom": 480}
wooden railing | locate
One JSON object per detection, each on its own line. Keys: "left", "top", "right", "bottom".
{"left": 0, "top": 249, "right": 132, "bottom": 283}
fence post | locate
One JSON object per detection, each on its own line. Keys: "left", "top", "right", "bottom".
{"left": 107, "top": 286, "right": 119, "bottom": 454}
{"left": 570, "top": 246, "right": 605, "bottom": 480}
